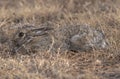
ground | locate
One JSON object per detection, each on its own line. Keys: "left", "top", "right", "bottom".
{"left": 0, "top": 0, "right": 120, "bottom": 79}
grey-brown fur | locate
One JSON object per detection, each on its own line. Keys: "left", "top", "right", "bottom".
{"left": 0, "top": 24, "right": 108, "bottom": 55}
{"left": 53, "top": 24, "right": 108, "bottom": 52}
{"left": 8, "top": 25, "right": 53, "bottom": 54}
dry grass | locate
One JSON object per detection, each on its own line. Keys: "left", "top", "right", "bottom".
{"left": 0, "top": 0, "right": 120, "bottom": 79}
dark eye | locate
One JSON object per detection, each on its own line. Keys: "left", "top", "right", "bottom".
{"left": 18, "top": 32, "right": 24, "bottom": 37}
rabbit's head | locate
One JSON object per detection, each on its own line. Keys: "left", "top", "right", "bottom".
{"left": 9, "top": 25, "right": 53, "bottom": 55}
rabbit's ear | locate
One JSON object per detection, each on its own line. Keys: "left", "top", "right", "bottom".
{"left": 29, "top": 27, "right": 53, "bottom": 37}
{"left": 31, "top": 27, "right": 53, "bottom": 31}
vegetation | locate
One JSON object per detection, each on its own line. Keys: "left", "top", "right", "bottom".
{"left": 0, "top": 0, "right": 120, "bottom": 79}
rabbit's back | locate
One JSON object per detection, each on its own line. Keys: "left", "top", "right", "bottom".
{"left": 54, "top": 24, "right": 108, "bottom": 52}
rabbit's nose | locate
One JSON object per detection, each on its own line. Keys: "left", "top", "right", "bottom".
{"left": 10, "top": 50, "right": 15, "bottom": 55}
{"left": 0, "top": 31, "right": 8, "bottom": 44}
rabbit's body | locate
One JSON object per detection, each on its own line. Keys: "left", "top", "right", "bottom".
{"left": 1, "top": 24, "right": 108, "bottom": 55}
{"left": 54, "top": 24, "right": 108, "bottom": 52}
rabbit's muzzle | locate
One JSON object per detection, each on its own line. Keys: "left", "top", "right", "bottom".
{"left": 10, "top": 34, "right": 34, "bottom": 54}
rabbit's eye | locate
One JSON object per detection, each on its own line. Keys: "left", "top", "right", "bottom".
{"left": 18, "top": 32, "right": 24, "bottom": 37}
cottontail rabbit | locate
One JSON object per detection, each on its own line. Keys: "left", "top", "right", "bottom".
{"left": 9, "top": 25, "right": 53, "bottom": 55}
{"left": 1, "top": 24, "right": 108, "bottom": 55}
